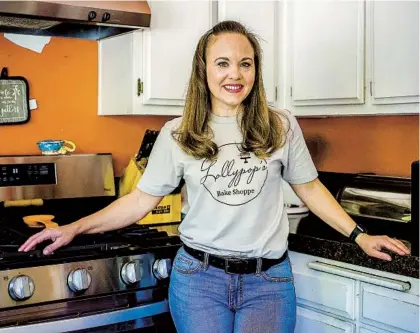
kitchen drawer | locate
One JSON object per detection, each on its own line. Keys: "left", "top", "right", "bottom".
{"left": 290, "top": 252, "right": 356, "bottom": 320}
{"left": 361, "top": 282, "right": 419, "bottom": 333}
{"left": 296, "top": 307, "right": 355, "bottom": 333}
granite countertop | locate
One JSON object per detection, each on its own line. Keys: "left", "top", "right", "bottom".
{"left": 288, "top": 233, "right": 419, "bottom": 279}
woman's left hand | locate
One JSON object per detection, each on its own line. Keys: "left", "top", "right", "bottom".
{"left": 356, "top": 234, "right": 410, "bottom": 261}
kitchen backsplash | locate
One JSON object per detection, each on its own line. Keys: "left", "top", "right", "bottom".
{"left": 0, "top": 35, "right": 418, "bottom": 177}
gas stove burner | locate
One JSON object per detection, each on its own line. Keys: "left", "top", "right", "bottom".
{"left": 0, "top": 224, "right": 182, "bottom": 269}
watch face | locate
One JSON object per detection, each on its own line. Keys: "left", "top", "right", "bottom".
{"left": 357, "top": 224, "right": 367, "bottom": 233}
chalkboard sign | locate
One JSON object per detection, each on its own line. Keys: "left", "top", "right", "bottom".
{"left": 0, "top": 67, "right": 30, "bottom": 125}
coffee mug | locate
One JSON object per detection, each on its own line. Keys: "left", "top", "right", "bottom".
{"left": 37, "top": 140, "right": 76, "bottom": 155}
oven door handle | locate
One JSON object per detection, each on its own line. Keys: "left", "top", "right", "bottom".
{"left": 0, "top": 300, "right": 169, "bottom": 333}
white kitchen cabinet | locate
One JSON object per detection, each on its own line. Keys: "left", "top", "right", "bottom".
{"left": 296, "top": 307, "right": 355, "bottom": 333}
{"left": 98, "top": 1, "right": 214, "bottom": 116}
{"left": 99, "top": 0, "right": 418, "bottom": 116}
{"left": 142, "top": 1, "right": 215, "bottom": 106}
{"left": 360, "top": 282, "right": 419, "bottom": 332}
{"left": 285, "top": 0, "right": 365, "bottom": 108}
{"left": 282, "top": 0, "right": 419, "bottom": 116}
{"left": 98, "top": 32, "right": 142, "bottom": 116}
{"left": 218, "top": 0, "right": 278, "bottom": 105}
{"left": 289, "top": 251, "right": 419, "bottom": 333}
{"left": 290, "top": 251, "right": 356, "bottom": 320}
{"left": 367, "top": 0, "right": 419, "bottom": 105}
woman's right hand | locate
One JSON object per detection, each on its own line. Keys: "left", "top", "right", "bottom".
{"left": 18, "top": 224, "right": 79, "bottom": 255}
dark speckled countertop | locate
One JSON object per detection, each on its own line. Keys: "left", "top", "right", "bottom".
{"left": 286, "top": 171, "right": 419, "bottom": 279}
{"left": 288, "top": 233, "right": 419, "bottom": 279}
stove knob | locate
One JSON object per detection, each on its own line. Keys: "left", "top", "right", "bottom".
{"left": 121, "top": 261, "right": 143, "bottom": 285}
{"left": 68, "top": 269, "right": 92, "bottom": 292}
{"left": 153, "top": 259, "right": 172, "bottom": 280}
{"left": 8, "top": 275, "right": 35, "bottom": 301}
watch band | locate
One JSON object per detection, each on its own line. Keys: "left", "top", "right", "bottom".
{"left": 349, "top": 224, "right": 367, "bottom": 242}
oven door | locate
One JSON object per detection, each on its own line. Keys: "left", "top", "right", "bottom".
{"left": 0, "top": 290, "right": 177, "bottom": 333}
{"left": 0, "top": 301, "right": 175, "bottom": 333}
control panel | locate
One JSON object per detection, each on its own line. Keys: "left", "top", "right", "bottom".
{"left": 0, "top": 163, "right": 56, "bottom": 187}
{"left": 0, "top": 254, "right": 174, "bottom": 309}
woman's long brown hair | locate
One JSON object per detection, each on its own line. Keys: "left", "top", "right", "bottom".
{"left": 173, "top": 20, "right": 289, "bottom": 160}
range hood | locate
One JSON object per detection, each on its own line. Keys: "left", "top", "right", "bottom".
{"left": 0, "top": 1, "right": 151, "bottom": 40}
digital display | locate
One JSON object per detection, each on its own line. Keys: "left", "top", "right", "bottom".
{"left": 0, "top": 163, "right": 56, "bottom": 187}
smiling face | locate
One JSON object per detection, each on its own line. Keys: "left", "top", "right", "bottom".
{"left": 206, "top": 33, "right": 256, "bottom": 115}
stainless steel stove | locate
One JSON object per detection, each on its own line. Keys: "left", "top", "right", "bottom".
{"left": 0, "top": 154, "right": 181, "bottom": 333}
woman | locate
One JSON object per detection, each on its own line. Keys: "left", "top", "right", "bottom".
{"left": 19, "top": 21, "right": 409, "bottom": 333}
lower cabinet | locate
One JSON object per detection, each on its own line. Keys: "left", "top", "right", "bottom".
{"left": 289, "top": 251, "right": 419, "bottom": 333}
{"left": 290, "top": 252, "right": 356, "bottom": 320}
{"left": 360, "top": 282, "right": 419, "bottom": 333}
{"left": 296, "top": 307, "right": 355, "bottom": 333}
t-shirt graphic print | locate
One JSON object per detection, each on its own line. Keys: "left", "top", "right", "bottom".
{"left": 200, "top": 142, "right": 268, "bottom": 206}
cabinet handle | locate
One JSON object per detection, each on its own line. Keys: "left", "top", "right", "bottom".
{"left": 308, "top": 261, "right": 411, "bottom": 292}
{"left": 137, "top": 78, "right": 143, "bottom": 96}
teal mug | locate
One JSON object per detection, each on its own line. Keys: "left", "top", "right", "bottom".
{"left": 37, "top": 140, "right": 76, "bottom": 155}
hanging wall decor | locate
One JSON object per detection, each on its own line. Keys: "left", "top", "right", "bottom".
{"left": 0, "top": 67, "right": 30, "bottom": 125}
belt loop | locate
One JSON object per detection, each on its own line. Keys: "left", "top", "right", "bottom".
{"left": 203, "top": 252, "right": 209, "bottom": 270}
{"left": 256, "top": 258, "right": 262, "bottom": 276}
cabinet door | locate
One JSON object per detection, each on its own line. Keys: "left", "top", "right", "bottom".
{"left": 360, "top": 282, "right": 419, "bottom": 333}
{"left": 289, "top": 251, "right": 356, "bottom": 320}
{"left": 367, "top": 1, "right": 419, "bottom": 105}
{"left": 285, "top": 0, "right": 364, "bottom": 108}
{"left": 296, "top": 307, "right": 355, "bottom": 333}
{"left": 98, "top": 32, "right": 142, "bottom": 115}
{"left": 218, "top": 0, "right": 277, "bottom": 105}
{"left": 142, "top": 1, "right": 215, "bottom": 106}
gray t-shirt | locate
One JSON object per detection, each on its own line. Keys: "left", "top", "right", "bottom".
{"left": 137, "top": 111, "right": 318, "bottom": 259}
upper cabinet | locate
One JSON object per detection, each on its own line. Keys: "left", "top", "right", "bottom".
{"left": 142, "top": 1, "right": 215, "bottom": 106}
{"left": 218, "top": 0, "right": 278, "bottom": 105}
{"left": 99, "top": 0, "right": 215, "bottom": 116}
{"left": 367, "top": 1, "right": 419, "bottom": 105}
{"left": 99, "top": 0, "right": 418, "bottom": 117}
{"left": 286, "top": 1, "right": 365, "bottom": 107}
{"left": 98, "top": 32, "right": 140, "bottom": 116}
{"left": 282, "top": 0, "right": 419, "bottom": 116}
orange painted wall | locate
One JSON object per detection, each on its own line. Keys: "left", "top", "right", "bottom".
{"left": 0, "top": 35, "right": 171, "bottom": 176}
{"left": 0, "top": 35, "right": 418, "bottom": 177}
{"left": 300, "top": 116, "right": 419, "bottom": 177}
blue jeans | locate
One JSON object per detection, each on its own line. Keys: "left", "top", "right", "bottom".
{"left": 169, "top": 246, "right": 296, "bottom": 333}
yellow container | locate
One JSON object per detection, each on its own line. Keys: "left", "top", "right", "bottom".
{"left": 119, "top": 156, "right": 182, "bottom": 225}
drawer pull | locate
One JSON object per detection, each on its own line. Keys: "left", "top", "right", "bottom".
{"left": 308, "top": 261, "right": 411, "bottom": 292}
